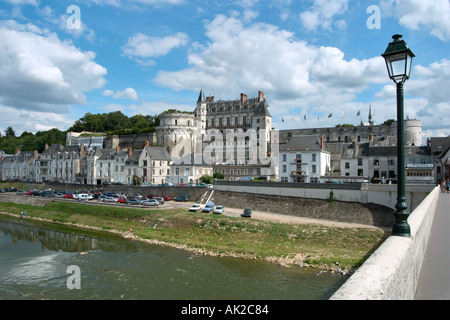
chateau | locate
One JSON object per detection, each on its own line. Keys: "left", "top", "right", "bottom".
{"left": 1, "top": 90, "right": 448, "bottom": 185}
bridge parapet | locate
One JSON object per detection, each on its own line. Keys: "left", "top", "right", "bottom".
{"left": 330, "top": 186, "right": 439, "bottom": 300}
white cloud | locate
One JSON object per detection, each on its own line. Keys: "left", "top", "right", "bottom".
{"left": 300, "top": 0, "right": 349, "bottom": 31}
{"left": 86, "top": 0, "right": 185, "bottom": 8}
{"left": 0, "top": 105, "right": 75, "bottom": 136}
{"left": 0, "top": 21, "right": 107, "bottom": 113}
{"left": 380, "top": 0, "right": 450, "bottom": 41}
{"left": 102, "top": 88, "right": 139, "bottom": 100}
{"left": 122, "top": 32, "right": 189, "bottom": 66}
{"left": 3, "top": 0, "right": 38, "bottom": 6}
{"left": 155, "top": 14, "right": 384, "bottom": 107}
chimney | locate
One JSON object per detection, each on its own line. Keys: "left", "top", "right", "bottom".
{"left": 258, "top": 91, "right": 264, "bottom": 102}
{"left": 80, "top": 143, "right": 85, "bottom": 158}
{"left": 128, "top": 146, "right": 132, "bottom": 158}
{"left": 15, "top": 148, "right": 20, "bottom": 155}
{"left": 44, "top": 143, "right": 49, "bottom": 151}
{"left": 320, "top": 136, "right": 324, "bottom": 150}
{"left": 146, "top": 140, "right": 150, "bottom": 147}
{"left": 34, "top": 150, "right": 39, "bottom": 160}
{"left": 240, "top": 93, "right": 247, "bottom": 104}
{"left": 116, "top": 146, "right": 120, "bottom": 154}
{"left": 369, "top": 133, "right": 373, "bottom": 141}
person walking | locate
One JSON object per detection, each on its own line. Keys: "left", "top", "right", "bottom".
{"left": 440, "top": 181, "right": 445, "bottom": 193}
{"left": 446, "top": 180, "right": 450, "bottom": 194}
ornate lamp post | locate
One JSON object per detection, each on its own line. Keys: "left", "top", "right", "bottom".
{"left": 382, "top": 34, "right": 415, "bottom": 237}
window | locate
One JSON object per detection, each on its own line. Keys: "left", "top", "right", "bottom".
{"left": 374, "top": 159, "right": 379, "bottom": 166}
{"left": 312, "top": 154, "right": 316, "bottom": 162}
{"left": 358, "top": 158, "right": 363, "bottom": 166}
{"left": 312, "top": 165, "right": 317, "bottom": 173}
{"left": 282, "top": 154, "right": 287, "bottom": 162}
{"left": 358, "top": 169, "right": 364, "bottom": 176}
{"left": 282, "top": 165, "right": 286, "bottom": 173}
{"left": 345, "top": 162, "right": 350, "bottom": 169}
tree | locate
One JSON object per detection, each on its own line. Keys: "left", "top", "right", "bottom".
{"left": 199, "top": 175, "right": 213, "bottom": 184}
{"left": 213, "top": 172, "right": 224, "bottom": 179}
{"left": 4, "top": 126, "right": 15, "bottom": 138}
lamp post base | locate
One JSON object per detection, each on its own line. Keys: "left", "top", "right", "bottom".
{"left": 392, "top": 210, "right": 411, "bottom": 237}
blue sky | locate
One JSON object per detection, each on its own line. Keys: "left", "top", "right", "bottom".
{"left": 1, "top": 0, "right": 449, "bottom": 144}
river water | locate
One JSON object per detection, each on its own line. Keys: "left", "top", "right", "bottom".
{"left": 0, "top": 216, "right": 347, "bottom": 300}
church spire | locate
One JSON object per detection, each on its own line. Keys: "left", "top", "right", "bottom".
{"left": 368, "top": 104, "right": 374, "bottom": 126}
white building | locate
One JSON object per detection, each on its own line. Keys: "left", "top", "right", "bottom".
{"left": 168, "top": 154, "right": 213, "bottom": 185}
{"left": 278, "top": 135, "right": 330, "bottom": 183}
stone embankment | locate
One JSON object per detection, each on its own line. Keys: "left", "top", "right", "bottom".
{"left": 208, "top": 190, "right": 393, "bottom": 228}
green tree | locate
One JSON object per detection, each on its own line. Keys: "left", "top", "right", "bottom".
{"left": 213, "top": 172, "right": 224, "bottom": 179}
{"left": 4, "top": 126, "right": 15, "bottom": 138}
{"left": 199, "top": 175, "right": 213, "bottom": 184}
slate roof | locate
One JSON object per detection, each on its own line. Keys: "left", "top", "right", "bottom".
{"left": 279, "top": 135, "right": 326, "bottom": 152}
{"left": 145, "top": 146, "right": 171, "bottom": 161}
{"left": 171, "top": 153, "right": 213, "bottom": 167}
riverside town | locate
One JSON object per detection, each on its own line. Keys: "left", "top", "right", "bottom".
{"left": 1, "top": 0, "right": 449, "bottom": 304}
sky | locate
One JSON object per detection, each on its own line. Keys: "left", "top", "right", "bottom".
{"left": 0, "top": 0, "right": 449, "bottom": 145}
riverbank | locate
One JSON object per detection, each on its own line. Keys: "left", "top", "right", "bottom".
{"left": 0, "top": 200, "right": 388, "bottom": 273}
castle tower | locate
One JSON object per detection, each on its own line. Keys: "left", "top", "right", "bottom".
{"left": 404, "top": 119, "right": 422, "bottom": 146}
{"left": 196, "top": 89, "right": 207, "bottom": 136}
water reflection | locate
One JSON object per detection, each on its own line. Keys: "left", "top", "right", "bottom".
{"left": 0, "top": 217, "right": 347, "bottom": 300}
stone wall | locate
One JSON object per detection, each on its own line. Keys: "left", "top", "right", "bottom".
{"left": 330, "top": 187, "right": 440, "bottom": 300}
{"left": 208, "top": 190, "right": 393, "bottom": 228}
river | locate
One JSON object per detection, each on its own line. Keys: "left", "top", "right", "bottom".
{"left": 0, "top": 216, "right": 347, "bottom": 300}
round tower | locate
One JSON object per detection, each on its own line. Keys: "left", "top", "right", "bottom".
{"left": 404, "top": 119, "right": 422, "bottom": 146}
{"left": 156, "top": 112, "right": 197, "bottom": 158}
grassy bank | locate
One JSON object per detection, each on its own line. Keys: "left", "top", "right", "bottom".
{"left": 0, "top": 200, "right": 388, "bottom": 272}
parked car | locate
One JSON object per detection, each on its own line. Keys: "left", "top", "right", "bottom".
{"left": 16, "top": 190, "right": 27, "bottom": 195}
{"left": 102, "top": 196, "right": 118, "bottom": 203}
{"left": 143, "top": 199, "right": 159, "bottom": 206}
{"left": 126, "top": 198, "right": 142, "bottom": 205}
{"left": 202, "top": 202, "right": 215, "bottom": 213}
{"left": 154, "top": 197, "right": 164, "bottom": 204}
{"left": 175, "top": 195, "right": 190, "bottom": 202}
{"left": 78, "top": 193, "right": 93, "bottom": 201}
{"left": 213, "top": 206, "right": 224, "bottom": 214}
{"left": 40, "top": 191, "right": 55, "bottom": 197}
{"left": 63, "top": 193, "right": 74, "bottom": 199}
{"left": 163, "top": 195, "right": 172, "bottom": 201}
{"left": 241, "top": 208, "right": 252, "bottom": 218}
{"left": 117, "top": 197, "right": 127, "bottom": 204}
{"left": 189, "top": 204, "right": 202, "bottom": 212}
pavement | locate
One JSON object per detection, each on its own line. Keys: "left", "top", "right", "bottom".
{"left": 415, "top": 191, "right": 450, "bottom": 300}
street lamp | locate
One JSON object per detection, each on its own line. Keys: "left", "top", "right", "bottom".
{"left": 382, "top": 34, "right": 415, "bottom": 237}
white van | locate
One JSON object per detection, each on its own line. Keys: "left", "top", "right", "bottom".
{"left": 78, "top": 193, "right": 93, "bottom": 201}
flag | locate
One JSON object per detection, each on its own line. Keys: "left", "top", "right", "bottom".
{"left": 304, "top": 114, "right": 306, "bottom": 120}
{"left": 328, "top": 113, "right": 332, "bottom": 118}
{"left": 317, "top": 115, "right": 320, "bottom": 122}
{"left": 357, "top": 111, "right": 361, "bottom": 116}
{"left": 282, "top": 117, "right": 285, "bottom": 123}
